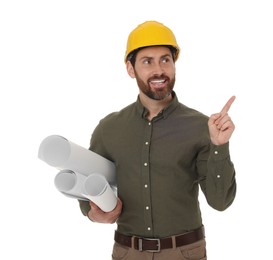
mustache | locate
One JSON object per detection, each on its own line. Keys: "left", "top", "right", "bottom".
{"left": 148, "top": 75, "right": 169, "bottom": 81}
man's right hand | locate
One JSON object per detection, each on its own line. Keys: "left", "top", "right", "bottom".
{"left": 88, "top": 198, "right": 123, "bottom": 224}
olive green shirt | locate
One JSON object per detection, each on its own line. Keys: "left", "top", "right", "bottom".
{"left": 79, "top": 92, "right": 236, "bottom": 238}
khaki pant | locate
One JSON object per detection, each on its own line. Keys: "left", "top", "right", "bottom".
{"left": 112, "top": 239, "right": 206, "bottom": 260}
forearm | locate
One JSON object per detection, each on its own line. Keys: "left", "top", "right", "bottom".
{"left": 78, "top": 200, "right": 91, "bottom": 217}
{"left": 199, "top": 143, "right": 237, "bottom": 211}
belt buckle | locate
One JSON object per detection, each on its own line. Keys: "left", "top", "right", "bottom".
{"left": 138, "top": 238, "right": 161, "bottom": 253}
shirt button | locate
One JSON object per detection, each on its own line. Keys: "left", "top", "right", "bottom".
{"left": 145, "top": 141, "right": 149, "bottom": 145}
{"left": 144, "top": 184, "right": 148, "bottom": 188}
{"left": 148, "top": 122, "right": 151, "bottom": 126}
{"left": 217, "top": 174, "right": 221, "bottom": 178}
{"left": 146, "top": 206, "right": 149, "bottom": 210}
{"left": 144, "top": 163, "right": 148, "bottom": 166}
{"left": 214, "top": 151, "right": 218, "bottom": 155}
{"left": 147, "top": 227, "right": 151, "bottom": 231}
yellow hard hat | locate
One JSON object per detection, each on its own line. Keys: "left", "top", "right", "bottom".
{"left": 125, "top": 21, "right": 180, "bottom": 63}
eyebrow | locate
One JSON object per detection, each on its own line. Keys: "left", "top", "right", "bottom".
{"left": 139, "top": 53, "right": 172, "bottom": 61}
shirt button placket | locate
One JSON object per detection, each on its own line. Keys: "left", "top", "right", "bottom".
{"left": 142, "top": 121, "right": 153, "bottom": 235}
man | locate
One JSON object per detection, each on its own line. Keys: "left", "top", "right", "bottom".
{"left": 79, "top": 20, "right": 236, "bottom": 259}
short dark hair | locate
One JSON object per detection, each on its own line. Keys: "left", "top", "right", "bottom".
{"left": 126, "top": 45, "right": 178, "bottom": 67}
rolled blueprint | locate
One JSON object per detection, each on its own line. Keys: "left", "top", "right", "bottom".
{"left": 54, "top": 170, "right": 87, "bottom": 200}
{"left": 38, "top": 135, "right": 116, "bottom": 186}
{"left": 83, "top": 174, "right": 117, "bottom": 212}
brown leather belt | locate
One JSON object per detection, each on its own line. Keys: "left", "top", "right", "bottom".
{"left": 114, "top": 226, "right": 205, "bottom": 252}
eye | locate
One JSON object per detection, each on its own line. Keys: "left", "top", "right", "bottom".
{"left": 162, "top": 57, "right": 170, "bottom": 63}
{"left": 143, "top": 58, "right": 151, "bottom": 64}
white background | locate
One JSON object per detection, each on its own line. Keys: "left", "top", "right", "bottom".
{"left": 1, "top": 0, "right": 272, "bottom": 259}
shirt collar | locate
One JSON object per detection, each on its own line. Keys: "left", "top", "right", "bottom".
{"left": 136, "top": 91, "right": 179, "bottom": 120}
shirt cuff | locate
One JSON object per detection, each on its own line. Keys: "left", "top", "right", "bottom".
{"left": 210, "top": 142, "right": 230, "bottom": 161}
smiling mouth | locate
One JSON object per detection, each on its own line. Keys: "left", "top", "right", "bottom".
{"left": 149, "top": 78, "right": 167, "bottom": 89}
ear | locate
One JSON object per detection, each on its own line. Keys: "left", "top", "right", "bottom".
{"left": 126, "top": 61, "right": 135, "bottom": 78}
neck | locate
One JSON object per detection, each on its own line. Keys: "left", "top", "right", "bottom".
{"left": 139, "top": 92, "right": 173, "bottom": 121}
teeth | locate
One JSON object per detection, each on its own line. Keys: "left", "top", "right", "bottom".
{"left": 151, "top": 79, "right": 164, "bottom": 83}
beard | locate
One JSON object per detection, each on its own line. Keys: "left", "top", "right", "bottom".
{"left": 135, "top": 72, "right": 175, "bottom": 100}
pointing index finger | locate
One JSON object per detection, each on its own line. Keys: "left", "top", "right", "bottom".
{"left": 220, "top": 96, "right": 236, "bottom": 114}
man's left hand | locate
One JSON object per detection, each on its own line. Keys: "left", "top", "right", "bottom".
{"left": 208, "top": 96, "right": 236, "bottom": 145}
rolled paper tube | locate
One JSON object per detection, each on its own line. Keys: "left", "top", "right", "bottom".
{"left": 83, "top": 174, "right": 117, "bottom": 212}
{"left": 38, "top": 135, "right": 116, "bottom": 186}
{"left": 54, "top": 170, "right": 87, "bottom": 200}
{"left": 60, "top": 191, "right": 88, "bottom": 201}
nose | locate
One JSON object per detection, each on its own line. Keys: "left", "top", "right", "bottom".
{"left": 152, "top": 62, "right": 164, "bottom": 75}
